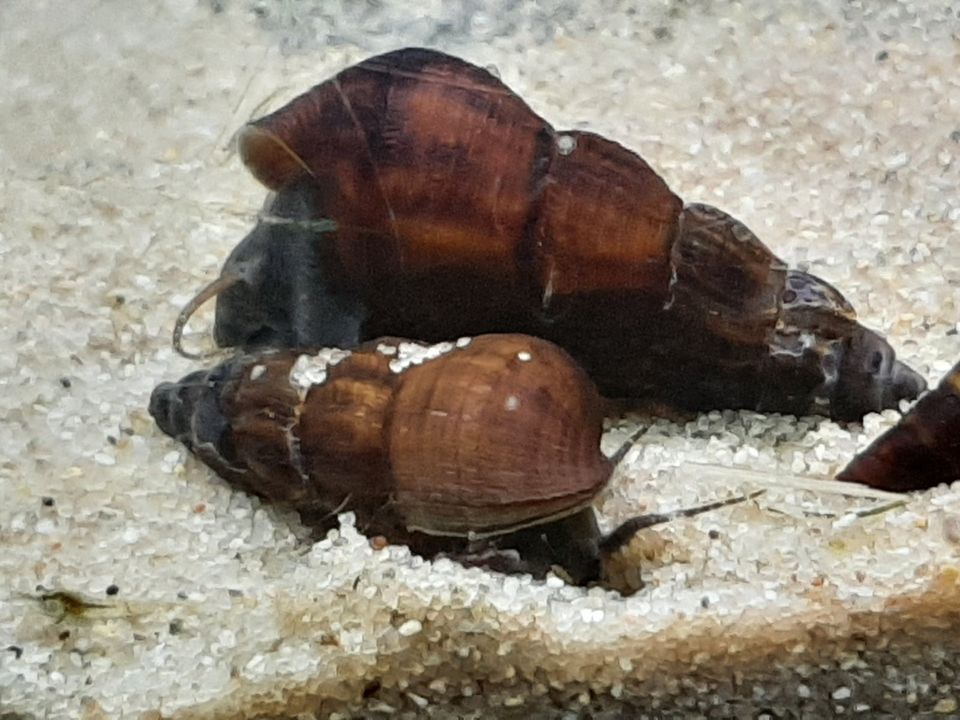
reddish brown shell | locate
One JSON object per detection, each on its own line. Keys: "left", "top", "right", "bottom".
{"left": 209, "top": 334, "right": 610, "bottom": 538}
{"left": 238, "top": 48, "right": 682, "bottom": 300}
{"left": 199, "top": 47, "right": 925, "bottom": 421}
{"left": 837, "top": 361, "right": 960, "bottom": 492}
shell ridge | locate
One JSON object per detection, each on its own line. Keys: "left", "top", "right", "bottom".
{"left": 357, "top": 48, "right": 518, "bottom": 98}
{"left": 331, "top": 75, "right": 402, "bottom": 248}
{"left": 516, "top": 125, "right": 559, "bottom": 315}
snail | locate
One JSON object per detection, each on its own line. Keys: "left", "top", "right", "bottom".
{"left": 837, "top": 359, "right": 960, "bottom": 492}
{"left": 175, "top": 47, "right": 925, "bottom": 421}
{"left": 149, "top": 333, "right": 756, "bottom": 586}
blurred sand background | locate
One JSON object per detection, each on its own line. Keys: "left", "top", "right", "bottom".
{"left": 1, "top": 1, "right": 960, "bottom": 718}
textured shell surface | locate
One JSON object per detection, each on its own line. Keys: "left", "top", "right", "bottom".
{"left": 205, "top": 47, "right": 925, "bottom": 422}
{"left": 149, "top": 334, "right": 611, "bottom": 540}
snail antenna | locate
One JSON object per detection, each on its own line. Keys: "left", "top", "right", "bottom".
{"left": 607, "top": 426, "right": 648, "bottom": 467}
{"left": 173, "top": 274, "right": 242, "bottom": 359}
{"left": 599, "top": 490, "right": 766, "bottom": 556}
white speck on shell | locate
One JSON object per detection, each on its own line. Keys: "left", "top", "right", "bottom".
{"left": 289, "top": 348, "right": 352, "bottom": 392}
{"left": 388, "top": 340, "right": 457, "bottom": 374}
{"left": 504, "top": 395, "right": 521, "bottom": 411}
{"left": 376, "top": 343, "right": 398, "bottom": 356}
{"left": 249, "top": 364, "right": 266, "bottom": 381}
{"left": 517, "top": 351, "right": 532, "bottom": 362}
{"left": 456, "top": 336, "right": 472, "bottom": 348}
{"left": 556, "top": 133, "right": 577, "bottom": 155}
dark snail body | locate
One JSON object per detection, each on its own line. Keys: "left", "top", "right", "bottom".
{"left": 195, "top": 47, "right": 925, "bottom": 421}
{"left": 837, "top": 360, "right": 960, "bottom": 492}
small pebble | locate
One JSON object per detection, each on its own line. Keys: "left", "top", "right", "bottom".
{"left": 397, "top": 620, "right": 423, "bottom": 637}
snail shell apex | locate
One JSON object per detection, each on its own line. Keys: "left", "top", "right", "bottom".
{"left": 837, "top": 361, "right": 960, "bottom": 492}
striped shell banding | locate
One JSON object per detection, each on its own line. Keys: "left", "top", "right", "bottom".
{"left": 180, "top": 47, "right": 925, "bottom": 422}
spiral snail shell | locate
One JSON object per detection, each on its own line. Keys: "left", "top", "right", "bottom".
{"left": 150, "top": 333, "right": 755, "bottom": 585}
{"left": 176, "top": 47, "right": 924, "bottom": 421}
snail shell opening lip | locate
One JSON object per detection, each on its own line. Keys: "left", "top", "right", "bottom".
{"left": 405, "top": 499, "right": 599, "bottom": 541}
{"left": 238, "top": 125, "right": 313, "bottom": 190}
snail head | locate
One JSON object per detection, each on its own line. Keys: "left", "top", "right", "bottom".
{"left": 173, "top": 185, "right": 355, "bottom": 358}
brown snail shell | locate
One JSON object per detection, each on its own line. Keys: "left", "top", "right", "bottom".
{"left": 151, "top": 335, "right": 610, "bottom": 577}
{"left": 837, "top": 360, "right": 960, "bottom": 492}
{"left": 182, "top": 47, "right": 925, "bottom": 421}
{"left": 151, "top": 332, "right": 762, "bottom": 586}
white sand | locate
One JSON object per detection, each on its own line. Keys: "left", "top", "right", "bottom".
{"left": 1, "top": 1, "right": 959, "bottom": 717}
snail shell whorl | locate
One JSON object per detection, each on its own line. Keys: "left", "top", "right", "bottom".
{"left": 213, "top": 47, "right": 925, "bottom": 421}
{"left": 196, "top": 334, "right": 610, "bottom": 538}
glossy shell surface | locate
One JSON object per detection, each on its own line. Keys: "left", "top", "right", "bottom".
{"left": 150, "top": 334, "right": 610, "bottom": 539}
{"left": 206, "top": 48, "right": 925, "bottom": 421}
{"left": 838, "top": 360, "right": 960, "bottom": 491}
